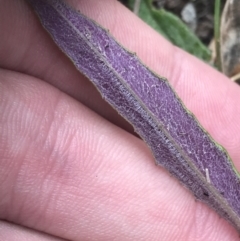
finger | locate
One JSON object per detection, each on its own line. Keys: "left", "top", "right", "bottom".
{"left": 0, "top": 0, "right": 133, "bottom": 133}
{"left": 0, "top": 69, "right": 238, "bottom": 240}
{"left": 0, "top": 221, "right": 67, "bottom": 241}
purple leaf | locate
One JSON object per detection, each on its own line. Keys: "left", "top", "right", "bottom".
{"left": 27, "top": 0, "right": 240, "bottom": 232}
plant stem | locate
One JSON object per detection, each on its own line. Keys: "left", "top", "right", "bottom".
{"left": 133, "top": 0, "right": 141, "bottom": 15}
{"left": 231, "top": 72, "right": 240, "bottom": 82}
{"left": 214, "top": 0, "right": 222, "bottom": 71}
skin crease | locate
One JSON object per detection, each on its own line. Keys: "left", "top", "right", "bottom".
{"left": 0, "top": 0, "right": 240, "bottom": 240}
{"left": 0, "top": 221, "right": 67, "bottom": 241}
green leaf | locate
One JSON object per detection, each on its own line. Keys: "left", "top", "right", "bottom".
{"left": 128, "top": 0, "right": 211, "bottom": 61}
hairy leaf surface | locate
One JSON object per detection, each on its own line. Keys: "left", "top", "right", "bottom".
{"left": 28, "top": 0, "right": 240, "bottom": 232}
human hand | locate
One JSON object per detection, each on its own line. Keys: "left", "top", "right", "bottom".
{"left": 1, "top": 1, "right": 240, "bottom": 240}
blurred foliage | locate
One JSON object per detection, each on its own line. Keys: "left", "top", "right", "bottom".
{"left": 220, "top": 0, "right": 240, "bottom": 81}
{"left": 127, "top": 0, "right": 211, "bottom": 62}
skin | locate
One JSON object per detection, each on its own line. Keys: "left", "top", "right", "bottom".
{"left": 0, "top": 0, "right": 240, "bottom": 240}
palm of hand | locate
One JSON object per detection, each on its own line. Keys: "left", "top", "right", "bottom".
{"left": 0, "top": 1, "right": 240, "bottom": 240}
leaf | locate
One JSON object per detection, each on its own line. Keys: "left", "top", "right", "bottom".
{"left": 128, "top": 0, "right": 211, "bottom": 62}
{"left": 128, "top": 0, "right": 167, "bottom": 37}
{"left": 28, "top": 0, "right": 240, "bottom": 232}
{"left": 221, "top": 0, "right": 240, "bottom": 80}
